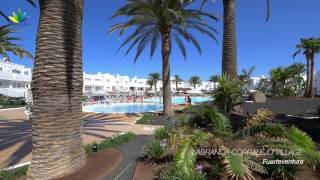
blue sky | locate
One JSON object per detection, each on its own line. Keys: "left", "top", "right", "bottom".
{"left": 0, "top": 0, "right": 319, "bottom": 80}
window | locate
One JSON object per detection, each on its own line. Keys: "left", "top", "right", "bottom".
{"left": 95, "top": 86, "right": 103, "bottom": 91}
{"left": 85, "top": 78, "right": 91, "bottom": 81}
{"left": 0, "top": 68, "right": 2, "bottom": 72}
{"left": 24, "top": 71, "right": 29, "bottom": 75}
{"left": 12, "top": 69, "right": 21, "bottom": 74}
{"left": 85, "top": 86, "right": 92, "bottom": 91}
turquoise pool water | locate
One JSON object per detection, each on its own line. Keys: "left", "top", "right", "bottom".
{"left": 83, "top": 103, "right": 163, "bottom": 113}
{"left": 144, "top": 96, "right": 210, "bottom": 104}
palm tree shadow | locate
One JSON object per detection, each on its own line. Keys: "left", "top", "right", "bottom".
{"left": 4, "top": 139, "right": 31, "bottom": 167}
{"left": 0, "top": 117, "right": 31, "bottom": 168}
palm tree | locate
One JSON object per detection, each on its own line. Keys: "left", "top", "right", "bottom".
{"left": 27, "top": 0, "right": 85, "bottom": 179}
{"left": 146, "top": 79, "right": 153, "bottom": 90}
{"left": 189, "top": 76, "right": 202, "bottom": 89}
{"left": 147, "top": 72, "right": 161, "bottom": 93}
{"left": 209, "top": 74, "right": 219, "bottom": 89}
{"left": 201, "top": 0, "right": 270, "bottom": 79}
{"left": 109, "top": 0, "right": 218, "bottom": 117}
{"left": 238, "top": 66, "right": 255, "bottom": 93}
{"left": 173, "top": 74, "right": 183, "bottom": 91}
{"left": 0, "top": 25, "right": 32, "bottom": 59}
{"left": 293, "top": 38, "right": 320, "bottom": 98}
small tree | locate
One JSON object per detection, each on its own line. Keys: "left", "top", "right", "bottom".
{"left": 209, "top": 75, "right": 219, "bottom": 90}
{"left": 189, "top": 76, "right": 202, "bottom": 89}
{"left": 147, "top": 73, "right": 161, "bottom": 93}
{"left": 293, "top": 38, "right": 320, "bottom": 98}
{"left": 257, "top": 78, "right": 270, "bottom": 95}
{"left": 238, "top": 66, "right": 255, "bottom": 95}
{"left": 269, "top": 63, "right": 305, "bottom": 97}
{"left": 212, "top": 75, "right": 241, "bottom": 113}
{"left": 173, "top": 74, "right": 183, "bottom": 91}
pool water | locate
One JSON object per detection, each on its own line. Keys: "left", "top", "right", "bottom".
{"left": 83, "top": 103, "right": 163, "bottom": 113}
{"left": 144, "top": 96, "right": 210, "bottom": 104}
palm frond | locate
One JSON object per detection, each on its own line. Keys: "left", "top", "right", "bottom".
{"left": 223, "top": 153, "right": 255, "bottom": 180}
{"left": 247, "top": 108, "right": 275, "bottom": 126}
{"left": 266, "top": 0, "right": 270, "bottom": 22}
{"left": 285, "top": 126, "right": 316, "bottom": 150}
{"left": 236, "top": 123, "right": 286, "bottom": 139}
{"left": 210, "top": 111, "right": 233, "bottom": 138}
{"left": 175, "top": 139, "right": 196, "bottom": 176}
{"left": 173, "top": 34, "right": 187, "bottom": 59}
{"left": 109, "top": 0, "right": 219, "bottom": 63}
{"left": 0, "top": 25, "right": 32, "bottom": 59}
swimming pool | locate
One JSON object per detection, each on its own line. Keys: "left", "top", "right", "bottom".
{"left": 83, "top": 103, "right": 163, "bottom": 113}
{"left": 144, "top": 96, "right": 210, "bottom": 104}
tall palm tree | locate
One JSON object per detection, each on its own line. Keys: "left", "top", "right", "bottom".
{"left": 189, "top": 76, "right": 202, "bottom": 89}
{"left": 0, "top": 25, "right": 32, "bottom": 59}
{"left": 147, "top": 72, "right": 161, "bottom": 92}
{"left": 27, "top": 0, "right": 85, "bottom": 179}
{"left": 293, "top": 38, "right": 320, "bottom": 98}
{"left": 201, "top": 0, "right": 270, "bottom": 79}
{"left": 109, "top": 0, "right": 218, "bottom": 117}
{"left": 173, "top": 74, "right": 183, "bottom": 91}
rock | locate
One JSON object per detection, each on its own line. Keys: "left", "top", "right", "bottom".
{"left": 252, "top": 91, "right": 266, "bottom": 103}
{"left": 232, "top": 104, "right": 243, "bottom": 113}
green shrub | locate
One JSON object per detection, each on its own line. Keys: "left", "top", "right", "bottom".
{"left": 266, "top": 155, "right": 300, "bottom": 180}
{"left": 211, "top": 75, "right": 241, "bottom": 113}
{"left": 0, "top": 165, "right": 28, "bottom": 180}
{"left": 136, "top": 114, "right": 153, "bottom": 124}
{"left": 0, "top": 96, "right": 25, "bottom": 108}
{"left": 142, "top": 140, "right": 165, "bottom": 161}
{"left": 189, "top": 108, "right": 215, "bottom": 127}
{"left": 84, "top": 132, "right": 136, "bottom": 157}
{"left": 159, "top": 166, "right": 207, "bottom": 180}
{"left": 154, "top": 128, "right": 169, "bottom": 140}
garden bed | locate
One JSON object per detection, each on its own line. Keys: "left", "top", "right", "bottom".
{"left": 135, "top": 106, "right": 320, "bottom": 180}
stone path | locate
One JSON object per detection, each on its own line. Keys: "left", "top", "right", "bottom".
{"left": 0, "top": 108, "right": 162, "bottom": 169}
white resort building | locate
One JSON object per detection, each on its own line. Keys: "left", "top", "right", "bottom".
{"left": 2, "top": 59, "right": 319, "bottom": 98}
{"left": 83, "top": 72, "right": 214, "bottom": 96}
{"left": 0, "top": 58, "right": 32, "bottom": 97}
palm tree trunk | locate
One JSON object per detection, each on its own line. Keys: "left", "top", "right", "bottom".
{"left": 27, "top": 0, "right": 85, "bottom": 179}
{"left": 161, "top": 27, "right": 173, "bottom": 117}
{"left": 176, "top": 81, "right": 178, "bottom": 91}
{"left": 304, "top": 54, "right": 314, "bottom": 98}
{"left": 222, "top": 0, "right": 238, "bottom": 79}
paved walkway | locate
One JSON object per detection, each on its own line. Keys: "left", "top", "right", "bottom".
{"left": 103, "top": 135, "right": 153, "bottom": 180}
{"left": 0, "top": 108, "right": 162, "bottom": 169}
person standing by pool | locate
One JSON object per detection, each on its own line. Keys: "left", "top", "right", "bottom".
{"left": 186, "top": 96, "right": 192, "bottom": 107}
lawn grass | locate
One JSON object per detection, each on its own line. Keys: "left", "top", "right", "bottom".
{"left": 0, "top": 165, "right": 28, "bottom": 180}
{"left": 0, "top": 132, "right": 137, "bottom": 179}
{"left": 84, "top": 132, "right": 136, "bottom": 157}
{"left": 135, "top": 114, "right": 153, "bottom": 124}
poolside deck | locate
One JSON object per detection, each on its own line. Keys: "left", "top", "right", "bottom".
{"left": 0, "top": 108, "right": 162, "bottom": 169}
